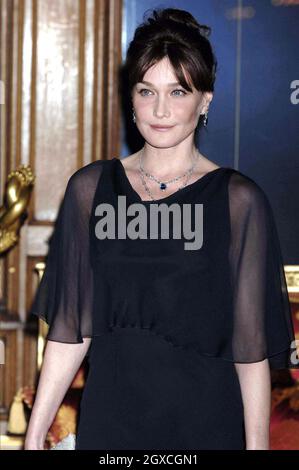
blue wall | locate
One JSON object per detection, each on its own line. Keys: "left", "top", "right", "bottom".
{"left": 121, "top": 0, "right": 299, "bottom": 263}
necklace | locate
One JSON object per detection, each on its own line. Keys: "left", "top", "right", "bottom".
{"left": 139, "top": 149, "right": 196, "bottom": 191}
{"left": 138, "top": 149, "right": 198, "bottom": 202}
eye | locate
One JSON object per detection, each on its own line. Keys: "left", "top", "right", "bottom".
{"left": 138, "top": 88, "right": 152, "bottom": 96}
{"left": 172, "top": 89, "right": 187, "bottom": 96}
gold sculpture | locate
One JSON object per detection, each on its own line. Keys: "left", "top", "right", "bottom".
{"left": 0, "top": 164, "right": 35, "bottom": 254}
{"left": 1, "top": 164, "right": 35, "bottom": 444}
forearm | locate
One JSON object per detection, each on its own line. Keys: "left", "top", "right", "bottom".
{"left": 25, "top": 337, "right": 91, "bottom": 449}
{"left": 234, "top": 358, "right": 271, "bottom": 450}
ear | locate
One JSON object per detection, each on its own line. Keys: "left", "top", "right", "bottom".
{"left": 197, "top": 91, "right": 214, "bottom": 118}
{"left": 202, "top": 91, "right": 213, "bottom": 113}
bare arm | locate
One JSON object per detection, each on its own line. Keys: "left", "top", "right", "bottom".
{"left": 234, "top": 358, "right": 271, "bottom": 450}
{"left": 24, "top": 337, "right": 92, "bottom": 450}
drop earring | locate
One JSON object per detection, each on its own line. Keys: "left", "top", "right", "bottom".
{"left": 132, "top": 108, "right": 136, "bottom": 123}
{"left": 203, "top": 112, "right": 208, "bottom": 127}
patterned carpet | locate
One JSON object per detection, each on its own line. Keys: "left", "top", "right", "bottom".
{"left": 270, "top": 301, "right": 299, "bottom": 450}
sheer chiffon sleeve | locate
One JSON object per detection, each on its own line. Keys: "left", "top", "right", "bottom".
{"left": 228, "top": 171, "right": 299, "bottom": 369}
{"left": 30, "top": 161, "right": 103, "bottom": 343}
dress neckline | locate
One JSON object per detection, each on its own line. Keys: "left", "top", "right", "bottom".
{"left": 113, "top": 157, "right": 226, "bottom": 204}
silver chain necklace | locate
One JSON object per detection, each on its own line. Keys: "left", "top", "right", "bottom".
{"left": 138, "top": 150, "right": 199, "bottom": 201}
{"left": 139, "top": 149, "right": 197, "bottom": 191}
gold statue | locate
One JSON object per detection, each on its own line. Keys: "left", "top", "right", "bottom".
{"left": 0, "top": 164, "right": 35, "bottom": 254}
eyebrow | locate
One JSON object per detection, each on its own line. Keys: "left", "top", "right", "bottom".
{"left": 138, "top": 80, "right": 182, "bottom": 87}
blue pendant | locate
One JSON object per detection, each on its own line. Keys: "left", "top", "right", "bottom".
{"left": 160, "top": 182, "right": 167, "bottom": 191}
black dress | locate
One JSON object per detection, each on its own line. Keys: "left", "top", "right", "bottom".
{"left": 30, "top": 157, "right": 299, "bottom": 450}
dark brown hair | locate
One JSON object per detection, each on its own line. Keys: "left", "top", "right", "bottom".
{"left": 122, "top": 7, "right": 217, "bottom": 133}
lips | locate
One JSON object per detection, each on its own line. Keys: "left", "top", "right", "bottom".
{"left": 150, "top": 125, "right": 174, "bottom": 131}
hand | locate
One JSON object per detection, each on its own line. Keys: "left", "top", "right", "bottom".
{"left": 246, "top": 442, "right": 270, "bottom": 450}
{"left": 24, "top": 438, "right": 45, "bottom": 450}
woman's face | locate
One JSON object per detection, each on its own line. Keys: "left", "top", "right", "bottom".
{"left": 131, "top": 56, "right": 212, "bottom": 148}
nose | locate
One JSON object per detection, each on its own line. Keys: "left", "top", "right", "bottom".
{"left": 153, "top": 96, "right": 170, "bottom": 119}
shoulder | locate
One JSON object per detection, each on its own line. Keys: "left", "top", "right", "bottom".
{"left": 63, "top": 159, "right": 111, "bottom": 198}
{"left": 62, "top": 160, "right": 109, "bottom": 208}
{"left": 226, "top": 168, "right": 269, "bottom": 209}
{"left": 69, "top": 159, "right": 106, "bottom": 185}
{"left": 226, "top": 169, "right": 276, "bottom": 233}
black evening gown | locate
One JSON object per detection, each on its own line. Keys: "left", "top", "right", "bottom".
{"left": 30, "top": 157, "right": 299, "bottom": 450}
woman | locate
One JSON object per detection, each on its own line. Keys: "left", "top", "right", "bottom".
{"left": 25, "top": 8, "right": 299, "bottom": 450}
